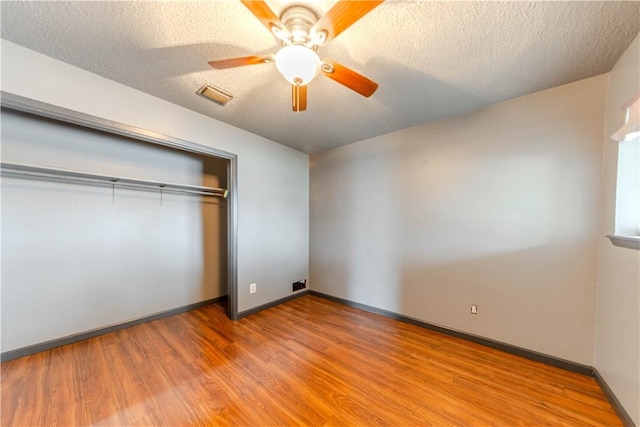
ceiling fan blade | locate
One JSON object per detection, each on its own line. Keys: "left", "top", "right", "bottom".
{"left": 208, "top": 55, "right": 273, "bottom": 69}
{"left": 312, "top": 1, "right": 383, "bottom": 44}
{"left": 292, "top": 84, "right": 307, "bottom": 112}
{"left": 321, "top": 59, "right": 378, "bottom": 97}
{"left": 241, "top": 1, "right": 286, "bottom": 37}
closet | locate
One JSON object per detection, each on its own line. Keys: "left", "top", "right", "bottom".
{"left": 1, "top": 105, "right": 232, "bottom": 356}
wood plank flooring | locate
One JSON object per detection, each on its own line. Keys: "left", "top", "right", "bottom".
{"left": 1, "top": 294, "right": 622, "bottom": 426}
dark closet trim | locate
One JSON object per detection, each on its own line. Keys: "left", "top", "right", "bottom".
{"left": 1, "top": 91, "right": 239, "bottom": 320}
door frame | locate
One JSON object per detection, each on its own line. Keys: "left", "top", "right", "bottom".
{"left": 0, "top": 91, "right": 239, "bottom": 320}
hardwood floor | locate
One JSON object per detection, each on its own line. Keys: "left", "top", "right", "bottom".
{"left": 1, "top": 294, "right": 621, "bottom": 426}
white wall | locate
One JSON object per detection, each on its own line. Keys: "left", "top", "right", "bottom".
{"left": 1, "top": 41, "right": 309, "bottom": 349}
{"left": 311, "top": 75, "right": 607, "bottom": 365}
{"left": 595, "top": 33, "right": 639, "bottom": 426}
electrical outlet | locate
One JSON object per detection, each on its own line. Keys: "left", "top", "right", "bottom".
{"left": 471, "top": 305, "right": 478, "bottom": 314}
{"left": 249, "top": 283, "right": 256, "bottom": 294}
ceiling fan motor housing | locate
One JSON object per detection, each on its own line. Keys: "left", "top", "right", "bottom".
{"left": 278, "top": 5, "right": 322, "bottom": 48}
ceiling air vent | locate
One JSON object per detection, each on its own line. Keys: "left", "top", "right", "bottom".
{"left": 196, "top": 83, "right": 233, "bottom": 106}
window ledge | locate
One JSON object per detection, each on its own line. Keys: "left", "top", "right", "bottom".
{"left": 607, "top": 235, "right": 640, "bottom": 250}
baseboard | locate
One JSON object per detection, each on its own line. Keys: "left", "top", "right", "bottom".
{"left": 309, "top": 291, "right": 638, "bottom": 425}
{"left": 2, "top": 290, "right": 309, "bottom": 362}
{"left": 593, "top": 368, "right": 636, "bottom": 427}
{"left": 309, "top": 291, "right": 593, "bottom": 375}
{"left": 1, "top": 295, "right": 228, "bottom": 363}
{"left": 2, "top": 290, "right": 634, "bottom": 426}
{"left": 238, "top": 289, "right": 310, "bottom": 319}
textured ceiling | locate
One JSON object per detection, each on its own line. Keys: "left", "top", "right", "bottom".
{"left": 2, "top": 1, "right": 639, "bottom": 154}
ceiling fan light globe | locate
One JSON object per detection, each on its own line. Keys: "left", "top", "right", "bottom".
{"left": 275, "top": 45, "right": 320, "bottom": 85}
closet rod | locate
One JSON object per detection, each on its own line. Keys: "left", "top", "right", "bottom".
{"left": 0, "top": 162, "right": 228, "bottom": 198}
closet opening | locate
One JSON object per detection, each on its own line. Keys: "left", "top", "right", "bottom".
{"left": 1, "top": 92, "right": 238, "bottom": 359}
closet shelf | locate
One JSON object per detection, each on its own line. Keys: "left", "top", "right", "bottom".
{"left": 0, "top": 162, "right": 228, "bottom": 198}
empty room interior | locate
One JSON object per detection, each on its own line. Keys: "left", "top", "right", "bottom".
{"left": 1, "top": 1, "right": 639, "bottom": 426}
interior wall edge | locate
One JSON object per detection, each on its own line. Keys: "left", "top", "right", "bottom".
{"left": 593, "top": 368, "right": 637, "bottom": 427}
{"left": 237, "top": 289, "right": 310, "bottom": 319}
{"left": 593, "top": 31, "right": 640, "bottom": 427}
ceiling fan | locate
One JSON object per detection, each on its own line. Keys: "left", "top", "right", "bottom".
{"left": 208, "top": 0, "right": 383, "bottom": 112}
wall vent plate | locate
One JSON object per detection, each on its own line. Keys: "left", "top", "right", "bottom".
{"left": 293, "top": 280, "right": 307, "bottom": 292}
{"left": 196, "top": 84, "right": 234, "bottom": 106}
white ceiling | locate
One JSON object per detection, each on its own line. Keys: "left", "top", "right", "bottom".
{"left": 2, "top": 1, "right": 639, "bottom": 154}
